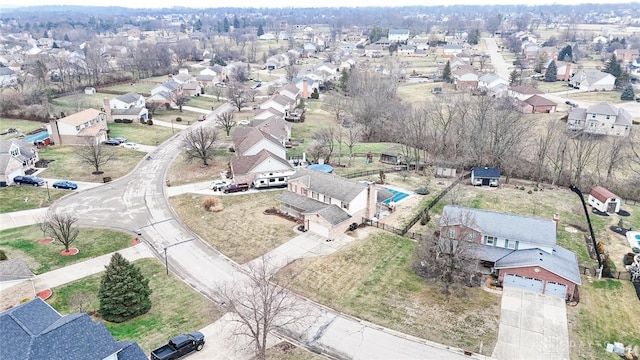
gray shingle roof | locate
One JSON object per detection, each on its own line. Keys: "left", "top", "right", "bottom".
{"left": 277, "top": 190, "right": 330, "bottom": 213}
{"left": 289, "top": 169, "right": 366, "bottom": 203}
{"left": 495, "top": 246, "right": 581, "bottom": 285}
{"left": 471, "top": 167, "right": 500, "bottom": 178}
{"left": 0, "top": 298, "right": 147, "bottom": 360}
{"left": 0, "top": 258, "right": 34, "bottom": 281}
{"left": 111, "top": 107, "right": 145, "bottom": 116}
{"left": 440, "top": 205, "right": 557, "bottom": 247}
{"left": 114, "top": 92, "right": 142, "bottom": 104}
{"left": 307, "top": 204, "right": 352, "bottom": 225}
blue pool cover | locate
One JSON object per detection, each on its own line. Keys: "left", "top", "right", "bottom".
{"left": 307, "top": 164, "right": 334, "bottom": 173}
{"left": 383, "top": 187, "right": 409, "bottom": 204}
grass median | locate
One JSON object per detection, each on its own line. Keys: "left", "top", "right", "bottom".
{"left": 47, "top": 258, "right": 224, "bottom": 353}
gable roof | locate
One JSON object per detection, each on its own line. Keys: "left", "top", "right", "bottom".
{"left": 0, "top": 258, "right": 34, "bottom": 282}
{"left": 58, "top": 109, "right": 103, "bottom": 126}
{"left": 589, "top": 186, "right": 619, "bottom": 202}
{"left": 113, "top": 92, "right": 142, "bottom": 104}
{"left": 251, "top": 116, "right": 289, "bottom": 140}
{"left": 230, "top": 149, "right": 292, "bottom": 176}
{"left": 307, "top": 204, "right": 352, "bottom": 225}
{"left": 509, "top": 85, "right": 544, "bottom": 95}
{"left": 573, "top": 70, "right": 616, "bottom": 85}
{"left": 288, "top": 168, "right": 366, "bottom": 203}
{"left": 471, "top": 167, "right": 500, "bottom": 178}
{"left": 440, "top": 205, "right": 557, "bottom": 248}
{"left": 235, "top": 128, "right": 284, "bottom": 155}
{"left": 0, "top": 298, "right": 146, "bottom": 360}
{"left": 524, "top": 94, "right": 556, "bottom": 107}
{"left": 494, "top": 246, "right": 581, "bottom": 285}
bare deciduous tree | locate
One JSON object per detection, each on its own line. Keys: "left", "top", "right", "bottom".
{"left": 46, "top": 213, "right": 80, "bottom": 252}
{"left": 311, "top": 127, "right": 335, "bottom": 164}
{"left": 216, "top": 111, "right": 236, "bottom": 136}
{"left": 341, "top": 125, "right": 362, "bottom": 167}
{"left": 414, "top": 209, "right": 480, "bottom": 295}
{"left": 173, "top": 93, "right": 191, "bottom": 112}
{"left": 76, "top": 138, "right": 114, "bottom": 174}
{"left": 183, "top": 127, "right": 219, "bottom": 166}
{"left": 70, "top": 292, "right": 97, "bottom": 313}
{"left": 213, "top": 257, "right": 308, "bottom": 360}
{"left": 227, "top": 82, "right": 249, "bottom": 111}
{"left": 324, "top": 94, "right": 348, "bottom": 123}
{"left": 568, "top": 132, "right": 600, "bottom": 188}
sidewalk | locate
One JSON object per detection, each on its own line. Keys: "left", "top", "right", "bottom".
{"left": 33, "top": 243, "right": 154, "bottom": 291}
{"left": 0, "top": 208, "right": 49, "bottom": 231}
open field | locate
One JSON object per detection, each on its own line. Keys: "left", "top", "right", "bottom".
{"left": 279, "top": 232, "right": 501, "bottom": 355}
{"left": 183, "top": 95, "right": 224, "bottom": 111}
{"left": 565, "top": 90, "right": 625, "bottom": 104}
{"left": 37, "top": 145, "right": 145, "bottom": 182}
{"left": 47, "top": 258, "right": 224, "bottom": 353}
{"left": 0, "top": 118, "right": 46, "bottom": 140}
{"left": 170, "top": 191, "right": 295, "bottom": 263}
{"left": 107, "top": 122, "right": 174, "bottom": 146}
{"left": 99, "top": 79, "right": 163, "bottom": 94}
{"left": 0, "top": 225, "right": 132, "bottom": 274}
{"left": 0, "top": 185, "right": 68, "bottom": 213}
{"left": 166, "top": 151, "right": 232, "bottom": 186}
{"left": 50, "top": 93, "right": 108, "bottom": 116}
{"left": 534, "top": 81, "right": 572, "bottom": 93}
{"left": 396, "top": 81, "right": 450, "bottom": 103}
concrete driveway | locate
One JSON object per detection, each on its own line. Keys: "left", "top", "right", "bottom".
{"left": 492, "top": 287, "right": 569, "bottom": 360}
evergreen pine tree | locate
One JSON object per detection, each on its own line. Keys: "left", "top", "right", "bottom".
{"left": 442, "top": 60, "right": 451, "bottom": 82}
{"left": 509, "top": 69, "right": 519, "bottom": 86}
{"left": 223, "top": 18, "right": 230, "bottom": 33}
{"left": 544, "top": 61, "right": 557, "bottom": 82}
{"left": 98, "top": 253, "right": 151, "bottom": 323}
{"left": 233, "top": 16, "right": 240, "bottom": 29}
{"left": 257, "top": 24, "right": 264, "bottom": 37}
{"left": 603, "top": 54, "right": 622, "bottom": 78}
{"left": 620, "top": 84, "right": 635, "bottom": 101}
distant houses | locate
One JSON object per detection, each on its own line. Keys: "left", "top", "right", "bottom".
{"left": 567, "top": 102, "right": 632, "bottom": 137}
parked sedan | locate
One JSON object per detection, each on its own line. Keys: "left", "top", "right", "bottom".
{"left": 52, "top": 180, "right": 78, "bottom": 190}
{"left": 13, "top": 175, "right": 45, "bottom": 186}
{"left": 102, "top": 139, "right": 120, "bottom": 146}
{"left": 209, "top": 180, "right": 229, "bottom": 191}
{"left": 121, "top": 142, "right": 139, "bottom": 149}
{"left": 112, "top": 137, "right": 127, "bottom": 143}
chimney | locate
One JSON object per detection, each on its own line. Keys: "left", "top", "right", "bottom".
{"left": 302, "top": 79, "right": 310, "bottom": 99}
{"left": 48, "top": 118, "right": 61, "bottom": 145}
{"left": 102, "top": 99, "right": 112, "bottom": 123}
{"left": 365, "top": 182, "right": 377, "bottom": 219}
{"left": 553, "top": 213, "right": 560, "bottom": 230}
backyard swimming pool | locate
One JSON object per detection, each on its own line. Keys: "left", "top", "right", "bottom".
{"left": 627, "top": 231, "right": 640, "bottom": 249}
{"left": 383, "top": 187, "right": 410, "bottom": 205}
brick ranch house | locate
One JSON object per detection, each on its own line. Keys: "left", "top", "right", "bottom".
{"left": 439, "top": 205, "right": 581, "bottom": 300}
{"left": 278, "top": 169, "right": 384, "bottom": 240}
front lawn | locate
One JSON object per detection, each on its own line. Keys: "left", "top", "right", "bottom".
{"left": 107, "top": 122, "right": 174, "bottom": 146}
{"left": 0, "top": 225, "right": 133, "bottom": 274}
{"left": 47, "top": 258, "right": 224, "bottom": 353}
{"left": 278, "top": 232, "right": 501, "bottom": 355}
{"left": 0, "top": 185, "right": 67, "bottom": 213}
{"left": 37, "top": 145, "right": 145, "bottom": 182}
{"left": 0, "top": 118, "right": 46, "bottom": 140}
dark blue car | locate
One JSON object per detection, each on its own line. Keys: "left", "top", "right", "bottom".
{"left": 52, "top": 180, "right": 78, "bottom": 190}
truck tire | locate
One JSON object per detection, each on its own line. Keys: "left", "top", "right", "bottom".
{"left": 196, "top": 343, "right": 204, "bottom": 351}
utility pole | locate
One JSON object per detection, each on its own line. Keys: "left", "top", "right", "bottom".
{"left": 163, "top": 238, "right": 194, "bottom": 275}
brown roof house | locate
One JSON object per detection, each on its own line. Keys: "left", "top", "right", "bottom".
{"left": 588, "top": 186, "right": 621, "bottom": 214}
{"left": 614, "top": 48, "right": 640, "bottom": 63}
{"left": 47, "top": 109, "right": 108, "bottom": 145}
{"left": 0, "top": 138, "right": 39, "bottom": 187}
{"left": 567, "top": 102, "right": 632, "bottom": 136}
{"left": 230, "top": 149, "right": 294, "bottom": 188}
{"left": 516, "top": 94, "right": 557, "bottom": 114}
{"left": 277, "top": 169, "right": 381, "bottom": 240}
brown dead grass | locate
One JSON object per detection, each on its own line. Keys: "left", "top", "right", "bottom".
{"left": 166, "top": 152, "right": 232, "bottom": 187}
{"left": 170, "top": 191, "right": 295, "bottom": 263}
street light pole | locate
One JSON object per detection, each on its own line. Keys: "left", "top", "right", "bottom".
{"left": 163, "top": 238, "right": 194, "bottom": 275}
{"left": 45, "top": 181, "right": 51, "bottom": 201}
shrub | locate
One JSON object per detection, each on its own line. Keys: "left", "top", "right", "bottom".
{"left": 202, "top": 197, "right": 223, "bottom": 212}
{"left": 527, "top": 190, "right": 532, "bottom": 194}
{"left": 122, "top": 119, "right": 133, "bottom": 124}
{"left": 147, "top": 119, "right": 153, "bottom": 125}
{"left": 0, "top": 249, "right": 7, "bottom": 260}
{"left": 176, "top": 117, "right": 182, "bottom": 122}
{"left": 114, "top": 118, "right": 123, "bottom": 123}
{"left": 519, "top": 186, "right": 525, "bottom": 190}
{"left": 98, "top": 253, "right": 151, "bottom": 323}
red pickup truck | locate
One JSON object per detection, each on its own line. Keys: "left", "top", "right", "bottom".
{"left": 223, "top": 183, "right": 249, "bottom": 193}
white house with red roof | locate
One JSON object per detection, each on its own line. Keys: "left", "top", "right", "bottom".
{"left": 588, "top": 186, "right": 621, "bottom": 214}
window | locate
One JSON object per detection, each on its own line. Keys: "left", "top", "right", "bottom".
{"left": 606, "top": 115, "right": 610, "bottom": 120}
{"left": 302, "top": 188, "right": 308, "bottom": 196}
{"left": 312, "top": 192, "right": 319, "bottom": 200}
{"left": 341, "top": 202, "right": 349, "bottom": 210}
{"left": 292, "top": 185, "right": 297, "bottom": 192}
{"left": 447, "top": 227, "right": 458, "bottom": 239}
{"left": 591, "top": 113, "right": 596, "bottom": 118}
{"left": 484, "top": 236, "right": 495, "bottom": 246}
{"left": 324, "top": 195, "right": 331, "bottom": 203}
{"left": 75, "top": 125, "right": 80, "bottom": 131}
{"left": 506, "top": 240, "right": 516, "bottom": 249}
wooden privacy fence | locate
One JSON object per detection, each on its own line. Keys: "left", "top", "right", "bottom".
{"left": 580, "top": 266, "right": 633, "bottom": 281}
{"left": 343, "top": 167, "right": 407, "bottom": 179}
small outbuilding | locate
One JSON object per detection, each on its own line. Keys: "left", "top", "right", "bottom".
{"left": 588, "top": 186, "right": 621, "bottom": 214}
{"left": 470, "top": 167, "right": 500, "bottom": 187}
{"left": 379, "top": 149, "right": 404, "bottom": 165}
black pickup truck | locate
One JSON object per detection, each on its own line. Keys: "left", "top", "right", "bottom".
{"left": 150, "top": 332, "right": 205, "bottom": 360}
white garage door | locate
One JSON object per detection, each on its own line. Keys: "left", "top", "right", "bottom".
{"left": 544, "top": 282, "right": 567, "bottom": 299}
{"left": 308, "top": 221, "right": 330, "bottom": 238}
{"left": 503, "top": 274, "right": 544, "bottom": 294}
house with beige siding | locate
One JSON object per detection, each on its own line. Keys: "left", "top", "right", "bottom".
{"left": 47, "top": 109, "right": 108, "bottom": 145}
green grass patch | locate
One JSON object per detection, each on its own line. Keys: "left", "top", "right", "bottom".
{"left": 0, "top": 118, "right": 46, "bottom": 140}
{"left": 0, "top": 225, "right": 132, "bottom": 274}
{"left": 107, "top": 122, "right": 174, "bottom": 146}
{"left": 37, "top": 145, "right": 145, "bottom": 182}
{"left": 0, "top": 186, "right": 67, "bottom": 213}
{"left": 590, "top": 279, "right": 623, "bottom": 290}
{"left": 47, "top": 258, "right": 223, "bottom": 353}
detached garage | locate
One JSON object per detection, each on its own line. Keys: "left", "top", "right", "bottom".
{"left": 588, "top": 186, "right": 621, "bottom": 214}
{"left": 495, "top": 247, "right": 581, "bottom": 300}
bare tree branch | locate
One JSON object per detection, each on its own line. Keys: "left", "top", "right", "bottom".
{"left": 183, "top": 127, "right": 219, "bottom": 166}
{"left": 76, "top": 138, "right": 114, "bottom": 174}
{"left": 46, "top": 213, "right": 80, "bottom": 252}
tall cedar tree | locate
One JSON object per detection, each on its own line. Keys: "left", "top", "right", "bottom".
{"left": 621, "top": 84, "right": 635, "bottom": 101}
{"left": 98, "top": 253, "right": 151, "bottom": 323}
{"left": 442, "top": 61, "right": 451, "bottom": 82}
{"left": 544, "top": 61, "right": 557, "bottom": 82}
{"left": 603, "top": 54, "right": 622, "bottom": 78}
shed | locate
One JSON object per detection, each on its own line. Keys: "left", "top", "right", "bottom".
{"left": 84, "top": 87, "right": 96, "bottom": 94}
{"left": 588, "top": 186, "right": 621, "bottom": 214}
{"left": 379, "top": 150, "right": 404, "bottom": 165}
{"left": 470, "top": 167, "right": 500, "bottom": 187}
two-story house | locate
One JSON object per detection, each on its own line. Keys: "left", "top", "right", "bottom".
{"left": 48, "top": 109, "right": 109, "bottom": 145}
{"left": 0, "top": 138, "right": 39, "bottom": 186}
{"left": 233, "top": 128, "right": 287, "bottom": 160}
{"left": 278, "top": 169, "right": 379, "bottom": 239}
{"left": 388, "top": 29, "right": 410, "bottom": 43}
{"left": 1, "top": 298, "right": 147, "bottom": 360}
{"left": 108, "top": 93, "right": 148, "bottom": 122}
{"left": 147, "top": 80, "right": 182, "bottom": 107}
{"left": 614, "top": 48, "right": 640, "bottom": 63}
{"left": 439, "top": 205, "right": 581, "bottom": 300}
{"left": 567, "top": 102, "right": 632, "bottom": 136}
{"left": 452, "top": 68, "right": 479, "bottom": 90}
{"left": 230, "top": 149, "right": 294, "bottom": 188}
{"left": 259, "top": 94, "right": 295, "bottom": 115}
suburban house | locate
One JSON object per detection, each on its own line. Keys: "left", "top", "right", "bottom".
{"left": 232, "top": 127, "right": 286, "bottom": 160}
{"left": 388, "top": 29, "right": 410, "bottom": 43}
{"left": 279, "top": 83, "right": 301, "bottom": 106}
{"left": 452, "top": 68, "right": 479, "bottom": 90}
{"left": 0, "top": 258, "right": 35, "bottom": 309}
{"left": 277, "top": 169, "right": 378, "bottom": 239}
{"left": 588, "top": 186, "right": 621, "bottom": 214}
{"left": 254, "top": 107, "right": 285, "bottom": 121}
{"left": 569, "top": 70, "right": 616, "bottom": 91}
{"left": 364, "top": 44, "right": 384, "bottom": 58}
{"left": 567, "top": 102, "right": 632, "bottom": 136}
{"left": 516, "top": 94, "right": 557, "bottom": 114}
{"left": 0, "top": 66, "right": 17, "bottom": 87}
{"left": 181, "top": 82, "right": 202, "bottom": 96}
{"left": 108, "top": 93, "right": 148, "bottom": 122}
{"left": 439, "top": 205, "right": 581, "bottom": 300}
{"left": 542, "top": 59, "right": 573, "bottom": 81}
{"left": 443, "top": 44, "right": 464, "bottom": 58}
{"left": 249, "top": 116, "right": 291, "bottom": 145}
{"left": 508, "top": 85, "right": 544, "bottom": 101}
{"left": 196, "top": 74, "right": 215, "bottom": 89}
{"left": 0, "top": 298, "right": 147, "bottom": 360}
{"left": 471, "top": 167, "right": 500, "bottom": 187}
{"left": 0, "top": 138, "right": 39, "bottom": 187}
{"left": 230, "top": 149, "right": 295, "bottom": 188}
{"left": 150, "top": 80, "right": 182, "bottom": 96}
{"left": 48, "top": 109, "right": 108, "bottom": 145}
{"left": 259, "top": 94, "right": 295, "bottom": 115}
{"left": 614, "top": 48, "right": 640, "bottom": 63}
{"left": 478, "top": 74, "right": 508, "bottom": 93}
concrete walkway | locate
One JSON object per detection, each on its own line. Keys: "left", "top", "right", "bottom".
{"left": 0, "top": 208, "right": 50, "bottom": 231}
{"left": 33, "top": 243, "right": 154, "bottom": 291}
{"left": 492, "top": 287, "right": 569, "bottom": 360}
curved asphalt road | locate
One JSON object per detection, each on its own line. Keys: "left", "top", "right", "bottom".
{"left": 49, "top": 103, "right": 490, "bottom": 360}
